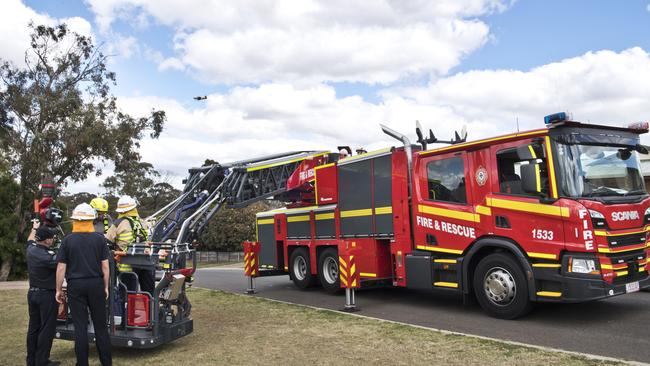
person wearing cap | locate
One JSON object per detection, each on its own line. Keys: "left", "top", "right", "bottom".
{"left": 90, "top": 197, "right": 113, "bottom": 235}
{"left": 105, "top": 195, "right": 153, "bottom": 295}
{"left": 25, "top": 220, "right": 60, "bottom": 366}
{"left": 55, "top": 203, "right": 112, "bottom": 366}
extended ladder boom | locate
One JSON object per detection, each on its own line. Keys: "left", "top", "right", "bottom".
{"left": 148, "top": 151, "right": 331, "bottom": 244}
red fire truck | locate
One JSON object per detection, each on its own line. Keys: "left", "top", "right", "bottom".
{"left": 249, "top": 113, "right": 650, "bottom": 318}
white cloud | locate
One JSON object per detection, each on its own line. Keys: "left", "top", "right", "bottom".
{"left": 158, "top": 57, "right": 184, "bottom": 71}
{"left": 391, "top": 47, "right": 650, "bottom": 133}
{"left": 647, "top": 4, "right": 650, "bottom": 12}
{"left": 107, "top": 34, "right": 139, "bottom": 59}
{"left": 85, "top": 0, "right": 513, "bottom": 84}
{"left": 67, "top": 46, "right": 650, "bottom": 194}
{"left": 0, "top": 0, "right": 93, "bottom": 66}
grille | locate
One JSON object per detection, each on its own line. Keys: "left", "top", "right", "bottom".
{"left": 608, "top": 251, "right": 648, "bottom": 285}
{"left": 612, "top": 263, "right": 648, "bottom": 284}
{"left": 607, "top": 233, "right": 646, "bottom": 248}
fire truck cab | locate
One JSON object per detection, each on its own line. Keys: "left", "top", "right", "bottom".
{"left": 252, "top": 113, "right": 650, "bottom": 318}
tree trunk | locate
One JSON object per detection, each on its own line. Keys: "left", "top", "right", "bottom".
{"left": 0, "top": 254, "right": 13, "bottom": 281}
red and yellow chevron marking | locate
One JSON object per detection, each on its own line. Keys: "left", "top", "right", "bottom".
{"left": 243, "top": 241, "right": 259, "bottom": 277}
{"left": 339, "top": 254, "right": 360, "bottom": 289}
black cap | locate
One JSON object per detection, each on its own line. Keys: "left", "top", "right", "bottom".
{"left": 35, "top": 226, "right": 56, "bottom": 241}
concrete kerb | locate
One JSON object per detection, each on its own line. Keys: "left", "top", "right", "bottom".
{"left": 0, "top": 281, "right": 28, "bottom": 290}
{"left": 193, "top": 285, "right": 648, "bottom": 366}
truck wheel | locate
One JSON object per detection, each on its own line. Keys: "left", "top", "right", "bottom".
{"left": 289, "top": 247, "right": 315, "bottom": 289}
{"left": 473, "top": 253, "right": 533, "bottom": 319}
{"left": 317, "top": 248, "right": 341, "bottom": 294}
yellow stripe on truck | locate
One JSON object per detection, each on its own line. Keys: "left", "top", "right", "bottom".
{"left": 486, "top": 197, "right": 569, "bottom": 218}
{"left": 528, "top": 145, "right": 537, "bottom": 159}
{"left": 527, "top": 251, "right": 557, "bottom": 260}
{"left": 532, "top": 263, "right": 561, "bottom": 268}
{"left": 475, "top": 205, "right": 491, "bottom": 216}
{"left": 597, "top": 243, "right": 650, "bottom": 254}
{"left": 315, "top": 212, "right": 334, "bottom": 220}
{"left": 374, "top": 206, "right": 393, "bottom": 215}
{"left": 287, "top": 215, "right": 310, "bottom": 222}
{"left": 536, "top": 291, "right": 562, "bottom": 297}
{"left": 360, "top": 272, "right": 377, "bottom": 277}
{"left": 340, "top": 209, "right": 373, "bottom": 218}
{"left": 418, "top": 204, "right": 480, "bottom": 223}
{"left": 417, "top": 245, "right": 463, "bottom": 254}
{"left": 257, "top": 219, "right": 274, "bottom": 225}
{"left": 545, "top": 136, "right": 559, "bottom": 198}
{"left": 594, "top": 227, "right": 650, "bottom": 237}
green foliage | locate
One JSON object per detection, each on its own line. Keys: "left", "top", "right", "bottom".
{"left": 1, "top": 23, "right": 166, "bottom": 191}
{"left": 200, "top": 201, "right": 272, "bottom": 251}
{"left": 0, "top": 23, "right": 167, "bottom": 279}
{"left": 0, "top": 173, "right": 22, "bottom": 279}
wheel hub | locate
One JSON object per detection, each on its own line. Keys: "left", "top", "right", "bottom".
{"left": 483, "top": 267, "right": 516, "bottom": 306}
{"left": 293, "top": 256, "right": 307, "bottom": 281}
{"left": 322, "top": 257, "right": 339, "bottom": 284}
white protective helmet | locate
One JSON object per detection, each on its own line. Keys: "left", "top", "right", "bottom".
{"left": 115, "top": 195, "right": 138, "bottom": 213}
{"left": 70, "top": 203, "right": 97, "bottom": 221}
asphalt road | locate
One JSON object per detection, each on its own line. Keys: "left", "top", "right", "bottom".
{"left": 194, "top": 268, "right": 650, "bottom": 363}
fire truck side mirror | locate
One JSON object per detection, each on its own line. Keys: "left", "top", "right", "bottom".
{"left": 520, "top": 163, "right": 544, "bottom": 196}
{"left": 516, "top": 144, "right": 539, "bottom": 161}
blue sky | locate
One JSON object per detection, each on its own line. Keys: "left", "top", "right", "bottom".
{"left": 456, "top": 0, "right": 650, "bottom": 72}
{"left": 4, "top": 0, "right": 650, "bottom": 192}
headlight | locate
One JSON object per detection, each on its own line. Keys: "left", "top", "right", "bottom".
{"left": 644, "top": 207, "right": 650, "bottom": 216}
{"left": 589, "top": 210, "right": 604, "bottom": 219}
{"left": 589, "top": 209, "right": 606, "bottom": 228}
{"left": 569, "top": 258, "right": 597, "bottom": 274}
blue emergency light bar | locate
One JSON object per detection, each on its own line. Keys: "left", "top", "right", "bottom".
{"left": 544, "top": 112, "right": 567, "bottom": 125}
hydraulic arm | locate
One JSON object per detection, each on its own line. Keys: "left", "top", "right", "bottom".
{"left": 148, "top": 151, "right": 331, "bottom": 244}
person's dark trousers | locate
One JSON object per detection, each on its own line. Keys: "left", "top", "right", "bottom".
{"left": 26, "top": 289, "right": 57, "bottom": 366}
{"left": 67, "top": 278, "right": 112, "bottom": 366}
{"left": 133, "top": 268, "right": 155, "bottom": 295}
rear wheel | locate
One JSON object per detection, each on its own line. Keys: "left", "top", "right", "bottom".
{"left": 473, "top": 253, "right": 533, "bottom": 319}
{"left": 317, "top": 248, "right": 341, "bottom": 293}
{"left": 289, "top": 247, "right": 315, "bottom": 289}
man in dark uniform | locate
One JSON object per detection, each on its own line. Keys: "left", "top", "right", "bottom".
{"left": 26, "top": 220, "right": 60, "bottom": 366}
{"left": 55, "top": 203, "right": 112, "bottom": 366}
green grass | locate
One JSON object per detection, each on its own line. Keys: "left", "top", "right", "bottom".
{"left": 0, "top": 288, "right": 623, "bottom": 366}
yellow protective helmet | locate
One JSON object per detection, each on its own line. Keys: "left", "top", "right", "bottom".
{"left": 90, "top": 197, "right": 109, "bottom": 213}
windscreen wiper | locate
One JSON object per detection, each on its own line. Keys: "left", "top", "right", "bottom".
{"left": 623, "top": 189, "right": 648, "bottom": 196}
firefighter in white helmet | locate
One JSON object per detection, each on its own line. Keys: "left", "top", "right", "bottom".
{"left": 90, "top": 197, "right": 113, "bottom": 235}
{"left": 56, "top": 203, "right": 112, "bottom": 365}
{"left": 105, "top": 195, "right": 154, "bottom": 295}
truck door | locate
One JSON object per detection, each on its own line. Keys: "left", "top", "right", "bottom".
{"left": 487, "top": 139, "right": 565, "bottom": 259}
{"left": 414, "top": 152, "right": 476, "bottom": 255}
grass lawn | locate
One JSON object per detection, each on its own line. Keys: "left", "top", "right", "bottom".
{"left": 0, "top": 288, "right": 622, "bottom": 366}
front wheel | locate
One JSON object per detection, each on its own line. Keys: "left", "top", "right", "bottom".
{"left": 289, "top": 247, "right": 315, "bottom": 289}
{"left": 317, "top": 248, "right": 341, "bottom": 294}
{"left": 473, "top": 253, "right": 533, "bottom": 319}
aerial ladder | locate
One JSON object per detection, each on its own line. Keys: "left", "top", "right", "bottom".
{"left": 148, "top": 150, "right": 332, "bottom": 244}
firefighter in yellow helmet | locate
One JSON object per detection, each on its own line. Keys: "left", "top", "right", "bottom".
{"left": 105, "top": 195, "right": 154, "bottom": 295}
{"left": 90, "top": 197, "right": 113, "bottom": 235}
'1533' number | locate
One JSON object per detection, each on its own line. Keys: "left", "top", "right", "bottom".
{"left": 532, "top": 229, "right": 554, "bottom": 241}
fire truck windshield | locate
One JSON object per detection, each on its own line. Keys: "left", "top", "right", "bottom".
{"left": 554, "top": 142, "right": 647, "bottom": 198}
